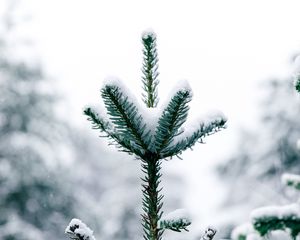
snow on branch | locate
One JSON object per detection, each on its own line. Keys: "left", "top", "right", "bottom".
{"left": 154, "top": 88, "right": 192, "bottom": 153}
{"left": 160, "top": 111, "right": 227, "bottom": 159}
{"left": 250, "top": 203, "right": 300, "bottom": 238}
{"left": 159, "top": 209, "right": 191, "bottom": 232}
{"left": 282, "top": 173, "right": 300, "bottom": 190}
{"left": 65, "top": 218, "right": 96, "bottom": 240}
{"left": 142, "top": 29, "right": 157, "bottom": 40}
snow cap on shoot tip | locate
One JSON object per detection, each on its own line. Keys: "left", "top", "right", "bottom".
{"left": 65, "top": 218, "right": 96, "bottom": 240}
{"left": 142, "top": 29, "right": 157, "bottom": 40}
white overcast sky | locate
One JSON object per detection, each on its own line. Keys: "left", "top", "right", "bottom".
{"left": 7, "top": 0, "right": 300, "bottom": 230}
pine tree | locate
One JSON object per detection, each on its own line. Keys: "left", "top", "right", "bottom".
{"left": 77, "top": 31, "right": 227, "bottom": 240}
{"left": 0, "top": 2, "right": 77, "bottom": 239}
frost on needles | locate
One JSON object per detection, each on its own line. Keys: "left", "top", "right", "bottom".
{"left": 73, "top": 30, "right": 227, "bottom": 240}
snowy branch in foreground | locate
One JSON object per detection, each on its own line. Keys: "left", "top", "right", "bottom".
{"left": 65, "top": 218, "right": 96, "bottom": 240}
{"left": 282, "top": 173, "right": 300, "bottom": 190}
{"left": 251, "top": 203, "right": 300, "bottom": 239}
{"left": 200, "top": 227, "right": 217, "bottom": 240}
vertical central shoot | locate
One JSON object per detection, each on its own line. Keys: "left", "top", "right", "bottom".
{"left": 142, "top": 31, "right": 159, "bottom": 108}
{"left": 141, "top": 31, "right": 163, "bottom": 240}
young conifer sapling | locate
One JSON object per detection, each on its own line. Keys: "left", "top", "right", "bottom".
{"left": 66, "top": 31, "right": 227, "bottom": 240}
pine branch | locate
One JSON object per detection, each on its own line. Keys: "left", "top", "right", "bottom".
{"left": 141, "top": 156, "right": 164, "bottom": 240}
{"left": 101, "top": 84, "right": 151, "bottom": 154}
{"left": 84, "top": 106, "right": 145, "bottom": 157}
{"left": 253, "top": 214, "right": 300, "bottom": 239}
{"left": 159, "top": 209, "right": 191, "bottom": 232}
{"left": 251, "top": 203, "right": 300, "bottom": 239}
{"left": 141, "top": 31, "right": 159, "bottom": 108}
{"left": 83, "top": 107, "right": 113, "bottom": 135}
{"left": 160, "top": 116, "right": 227, "bottom": 159}
{"left": 154, "top": 89, "right": 192, "bottom": 153}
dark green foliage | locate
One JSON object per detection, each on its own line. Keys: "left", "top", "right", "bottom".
{"left": 84, "top": 88, "right": 226, "bottom": 160}
{"left": 101, "top": 84, "right": 151, "bottom": 151}
{"left": 142, "top": 32, "right": 159, "bottom": 108}
{"left": 253, "top": 215, "right": 300, "bottom": 239}
{"left": 84, "top": 105, "right": 146, "bottom": 158}
{"left": 154, "top": 90, "right": 192, "bottom": 153}
{"left": 141, "top": 157, "right": 164, "bottom": 240}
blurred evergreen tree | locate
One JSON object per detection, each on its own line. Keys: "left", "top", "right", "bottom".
{"left": 0, "top": 2, "right": 76, "bottom": 239}
{"left": 218, "top": 68, "right": 300, "bottom": 236}
{"left": 219, "top": 78, "right": 300, "bottom": 205}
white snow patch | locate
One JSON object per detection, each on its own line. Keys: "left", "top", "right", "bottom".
{"left": 250, "top": 203, "right": 300, "bottom": 220}
{"left": 160, "top": 208, "right": 191, "bottom": 224}
{"left": 65, "top": 218, "right": 96, "bottom": 240}
{"left": 139, "top": 106, "right": 161, "bottom": 134}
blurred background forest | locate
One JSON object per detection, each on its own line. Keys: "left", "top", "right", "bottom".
{"left": 2, "top": 0, "right": 300, "bottom": 240}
